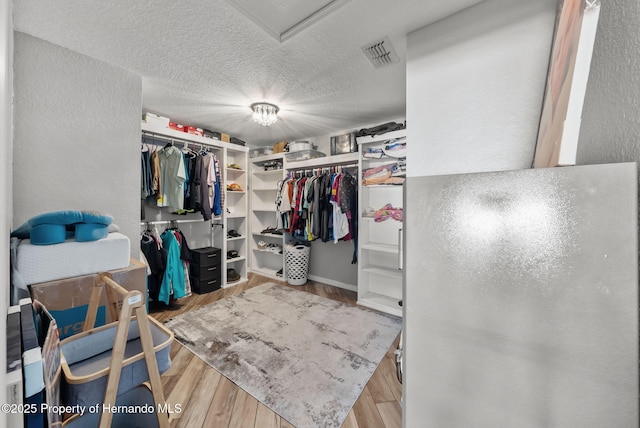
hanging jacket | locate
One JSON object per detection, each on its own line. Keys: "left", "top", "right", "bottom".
{"left": 159, "top": 230, "right": 186, "bottom": 304}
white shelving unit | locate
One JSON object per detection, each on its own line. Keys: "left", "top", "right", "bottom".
{"left": 223, "top": 148, "right": 249, "bottom": 287}
{"left": 248, "top": 153, "right": 285, "bottom": 281}
{"left": 357, "top": 129, "right": 406, "bottom": 317}
{"left": 141, "top": 121, "right": 249, "bottom": 288}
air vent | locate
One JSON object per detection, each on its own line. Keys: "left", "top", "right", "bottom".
{"left": 362, "top": 36, "right": 399, "bottom": 68}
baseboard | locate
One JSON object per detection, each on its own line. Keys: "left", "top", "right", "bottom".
{"left": 307, "top": 274, "right": 357, "bottom": 292}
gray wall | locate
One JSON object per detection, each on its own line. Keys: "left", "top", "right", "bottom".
{"left": 577, "top": 0, "right": 640, "bottom": 166}
{"left": 13, "top": 32, "right": 142, "bottom": 257}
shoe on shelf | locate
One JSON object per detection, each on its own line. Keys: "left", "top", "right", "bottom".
{"left": 257, "top": 240, "right": 267, "bottom": 250}
{"left": 227, "top": 250, "right": 239, "bottom": 259}
{"left": 228, "top": 229, "right": 241, "bottom": 238}
{"left": 276, "top": 268, "right": 283, "bottom": 277}
{"left": 227, "top": 163, "right": 241, "bottom": 170}
{"left": 261, "top": 226, "right": 276, "bottom": 234}
{"left": 227, "top": 268, "right": 241, "bottom": 282}
{"left": 227, "top": 183, "right": 243, "bottom": 191}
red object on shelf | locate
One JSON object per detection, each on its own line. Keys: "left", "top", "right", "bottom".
{"left": 184, "top": 126, "right": 204, "bottom": 136}
{"left": 169, "top": 122, "right": 185, "bottom": 132}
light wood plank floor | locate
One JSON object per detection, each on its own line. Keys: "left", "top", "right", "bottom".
{"left": 150, "top": 273, "right": 402, "bottom": 428}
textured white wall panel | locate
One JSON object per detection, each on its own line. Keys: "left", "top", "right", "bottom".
{"left": 0, "top": 0, "right": 12, "bottom": 416}
{"left": 577, "top": 0, "right": 640, "bottom": 166}
{"left": 13, "top": 33, "right": 141, "bottom": 257}
{"left": 406, "top": 0, "right": 557, "bottom": 177}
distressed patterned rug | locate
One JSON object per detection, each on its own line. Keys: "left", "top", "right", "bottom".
{"left": 164, "top": 282, "right": 402, "bottom": 428}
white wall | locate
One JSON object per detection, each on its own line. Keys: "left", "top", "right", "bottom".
{"left": 0, "top": 0, "right": 12, "bottom": 417}
{"left": 13, "top": 33, "right": 142, "bottom": 257}
{"left": 403, "top": 0, "right": 559, "bottom": 427}
{"left": 406, "top": 0, "right": 557, "bottom": 177}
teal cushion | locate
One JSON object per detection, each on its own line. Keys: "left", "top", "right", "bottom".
{"left": 27, "top": 210, "right": 85, "bottom": 227}
{"left": 11, "top": 210, "right": 114, "bottom": 245}
{"left": 29, "top": 224, "right": 67, "bottom": 245}
{"left": 75, "top": 223, "right": 109, "bottom": 242}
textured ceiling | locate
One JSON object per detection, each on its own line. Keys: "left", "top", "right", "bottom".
{"left": 13, "top": 0, "right": 483, "bottom": 146}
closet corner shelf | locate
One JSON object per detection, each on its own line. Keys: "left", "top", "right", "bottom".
{"left": 254, "top": 169, "right": 284, "bottom": 176}
{"left": 227, "top": 236, "right": 244, "bottom": 241}
{"left": 226, "top": 213, "right": 247, "bottom": 218}
{"left": 252, "top": 187, "right": 278, "bottom": 191}
{"left": 360, "top": 242, "right": 399, "bottom": 254}
{"left": 227, "top": 256, "right": 246, "bottom": 263}
{"left": 222, "top": 277, "right": 248, "bottom": 289}
{"left": 285, "top": 152, "right": 359, "bottom": 169}
{"left": 363, "top": 184, "right": 404, "bottom": 188}
{"left": 356, "top": 129, "right": 406, "bottom": 145}
{"left": 226, "top": 168, "right": 246, "bottom": 173}
{"left": 252, "top": 231, "right": 283, "bottom": 238}
{"left": 357, "top": 292, "right": 402, "bottom": 318}
{"left": 361, "top": 265, "right": 402, "bottom": 280}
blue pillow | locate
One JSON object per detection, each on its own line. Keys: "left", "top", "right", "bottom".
{"left": 10, "top": 210, "right": 114, "bottom": 245}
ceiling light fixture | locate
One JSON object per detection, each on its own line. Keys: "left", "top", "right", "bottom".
{"left": 251, "top": 102, "right": 279, "bottom": 126}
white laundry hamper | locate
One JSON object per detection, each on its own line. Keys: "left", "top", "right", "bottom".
{"left": 285, "top": 244, "right": 310, "bottom": 285}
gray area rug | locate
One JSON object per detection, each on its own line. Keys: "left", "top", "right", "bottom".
{"left": 164, "top": 283, "right": 402, "bottom": 428}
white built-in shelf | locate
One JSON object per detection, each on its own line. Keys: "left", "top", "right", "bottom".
{"left": 227, "top": 168, "right": 246, "bottom": 173}
{"left": 226, "top": 190, "right": 246, "bottom": 194}
{"left": 223, "top": 277, "right": 248, "bottom": 289}
{"left": 360, "top": 242, "right": 399, "bottom": 254}
{"left": 361, "top": 265, "right": 402, "bottom": 279}
{"left": 227, "top": 236, "right": 244, "bottom": 241}
{"left": 362, "top": 184, "right": 404, "bottom": 188}
{"left": 254, "top": 169, "right": 284, "bottom": 176}
{"left": 286, "top": 152, "right": 359, "bottom": 169}
{"left": 356, "top": 129, "right": 406, "bottom": 145}
{"left": 142, "top": 121, "right": 249, "bottom": 152}
{"left": 227, "top": 256, "right": 246, "bottom": 263}
{"left": 226, "top": 213, "right": 247, "bottom": 218}
{"left": 252, "top": 187, "right": 278, "bottom": 191}
{"left": 357, "top": 292, "right": 402, "bottom": 317}
{"left": 252, "top": 232, "right": 283, "bottom": 238}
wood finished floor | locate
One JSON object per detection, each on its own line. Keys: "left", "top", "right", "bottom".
{"left": 150, "top": 273, "right": 402, "bottom": 428}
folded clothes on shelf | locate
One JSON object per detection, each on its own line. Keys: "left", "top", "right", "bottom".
{"left": 373, "top": 203, "right": 403, "bottom": 223}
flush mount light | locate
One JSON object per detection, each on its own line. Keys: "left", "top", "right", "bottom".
{"left": 251, "top": 102, "right": 279, "bottom": 126}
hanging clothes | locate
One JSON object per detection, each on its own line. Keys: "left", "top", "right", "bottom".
{"left": 275, "top": 168, "right": 358, "bottom": 259}
{"left": 157, "top": 145, "right": 187, "bottom": 210}
{"left": 158, "top": 228, "right": 186, "bottom": 304}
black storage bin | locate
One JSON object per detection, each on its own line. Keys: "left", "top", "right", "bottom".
{"left": 190, "top": 247, "right": 222, "bottom": 294}
{"left": 190, "top": 247, "right": 221, "bottom": 267}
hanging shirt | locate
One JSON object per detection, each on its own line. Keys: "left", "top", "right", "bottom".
{"left": 157, "top": 146, "right": 186, "bottom": 210}
{"left": 159, "top": 230, "right": 186, "bottom": 304}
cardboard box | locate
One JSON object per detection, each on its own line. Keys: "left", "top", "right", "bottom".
{"left": 29, "top": 259, "right": 147, "bottom": 340}
{"left": 221, "top": 133, "right": 230, "bottom": 143}
{"left": 273, "top": 141, "right": 287, "bottom": 153}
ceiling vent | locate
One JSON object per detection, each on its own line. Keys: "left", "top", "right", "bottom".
{"left": 362, "top": 36, "right": 399, "bottom": 68}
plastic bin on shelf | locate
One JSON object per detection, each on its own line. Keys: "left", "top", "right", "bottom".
{"left": 285, "top": 244, "right": 311, "bottom": 285}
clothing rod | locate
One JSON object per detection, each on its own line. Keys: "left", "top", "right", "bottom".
{"left": 286, "top": 162, "right": 359, "bottom": 171}
{"left": 141, "top": 130, "right": 221, "bottom": 150}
